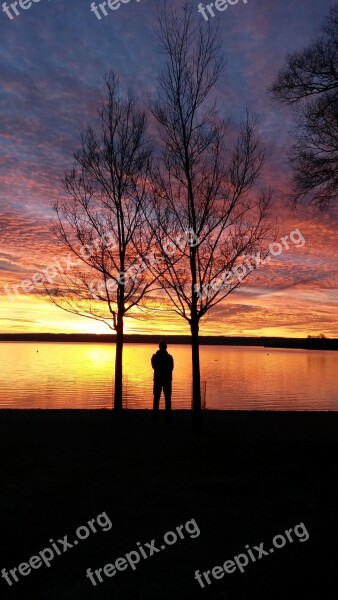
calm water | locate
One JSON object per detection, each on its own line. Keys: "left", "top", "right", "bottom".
{"left": 0, "top": 342, "right": 337, "bottom": 410}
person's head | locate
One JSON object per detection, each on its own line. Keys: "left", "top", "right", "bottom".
{"left": 159, "top": 340, "right": 167, "bottom": 351}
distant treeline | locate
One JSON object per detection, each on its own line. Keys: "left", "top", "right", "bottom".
{"left": 0, "top": 333, "right": 337, "bottom": 350}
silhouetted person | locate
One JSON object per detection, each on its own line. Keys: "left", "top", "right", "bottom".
{"left": 151, "top": 341, "right": 174, "bottom": 423}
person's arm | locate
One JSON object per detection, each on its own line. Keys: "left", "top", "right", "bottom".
{"left": 151, "top": 354, "right": 156, "bottom": 370}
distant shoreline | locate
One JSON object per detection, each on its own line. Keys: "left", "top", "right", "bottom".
{"left": 0, "top": 333, "right": 337, "bottom": 351}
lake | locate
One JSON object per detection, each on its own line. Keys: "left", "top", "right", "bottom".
{"left": 0, "top": 342, "right": 337, "bottom": 410}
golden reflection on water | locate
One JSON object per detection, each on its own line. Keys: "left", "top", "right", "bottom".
{"left": 0, "top": 342, "right": 338, "bottom": 410}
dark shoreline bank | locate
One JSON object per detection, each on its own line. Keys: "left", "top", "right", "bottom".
{"left": 1, "top": 410, "right": 336, "bottom": 599}
{"left": 1, "top": 333, "right": 338, "bottom": 351}
{"left": 1, "top": 408, "right": 338, "bottom": 442}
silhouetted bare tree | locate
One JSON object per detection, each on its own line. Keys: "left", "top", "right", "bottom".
{"left": 48, "top": 73, "right": 155, "bottom": 411}
{"left": 270, "top": 6, "right": 338, "bottom": 209}
{"left": 150, "top": 2, "right": 272, "bottom": 426}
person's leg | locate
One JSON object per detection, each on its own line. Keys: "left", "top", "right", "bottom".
{"left": 152, "top": 381, "right": 162, "bottom": 422}
{"left": 163, "top": 381, "right": 172, "bottom": 423}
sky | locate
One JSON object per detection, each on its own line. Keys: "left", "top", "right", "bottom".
{"left": 0, "top": 0, "right": 337, "bottom": 337}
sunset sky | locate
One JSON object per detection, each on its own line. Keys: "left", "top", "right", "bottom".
{"left": 1, "top": 0, "right": 337, "bottom": 337}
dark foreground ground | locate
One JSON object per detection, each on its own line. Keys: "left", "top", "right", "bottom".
{"left": 0, "top": 410, "right": 337, "bottom": 600}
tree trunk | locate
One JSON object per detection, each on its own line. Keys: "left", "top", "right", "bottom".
{"left": 191, "top": 317, "right": 202, "bottom": 430}
{"left": 114, "top": 301, "right": 124, "bottom": 412}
